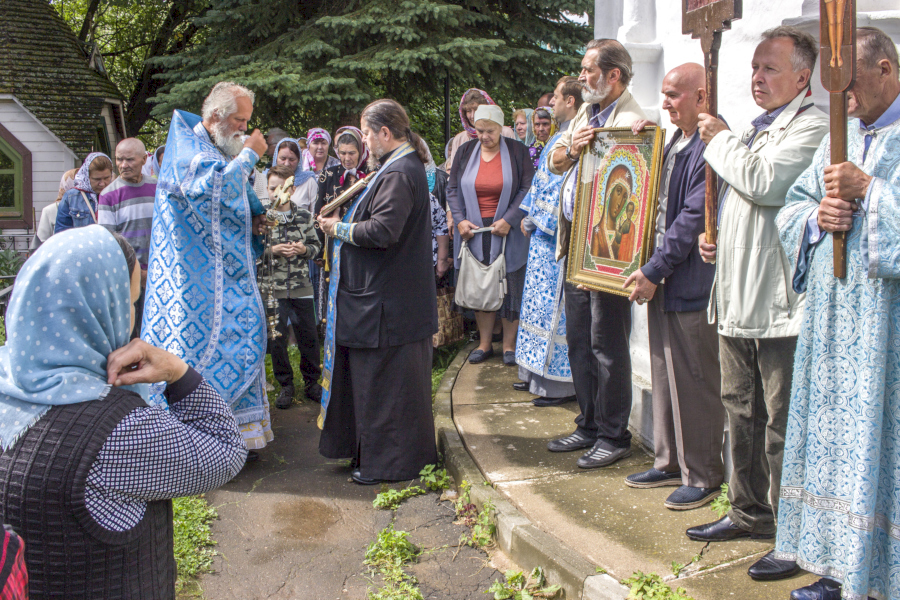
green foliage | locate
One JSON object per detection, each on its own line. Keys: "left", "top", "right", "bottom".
{"left": 710, "top": 483, "right": 730, "bottom": 519}
{"left": 485, "top": 567, "right": 562, "bottom": 600}
{"left": 671, "top": 555, "right": 701, "bottom": 577}
{"left": 365, "top": 525, "right": 424, "bottom": 600}
{"left": 595, "top": 567, "right": 607, "bottom": 575}
{"left": 622, "top": 572, "right": 695, "bottom": 600}
{"left": 418, "top": 464, "right": 451, "bottom": 491}
{"left": 372, "top": 485, "right": 427, "bottom": 510}
{"left": 454, "top": 480, "right": 495, "bottom": 547}
{"left": 52, "top": 0, "right": 210, "bottom": 140}
{"left": 0, "top": 317, "right": 5, "bottom": 347}
{"left": 172, "top": 495, "right": 218, "bottom": 591}
{"left": 432, "top": 339, "right": 465, "bottom": 397}
{"left": 0, "top": 248, "right": 23, "bottom": 291}
{"left": 151, "top": 0, "right": 593, "bottom": 163}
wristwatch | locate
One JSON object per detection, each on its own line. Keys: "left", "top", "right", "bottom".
{"left": 565, "top": 147, "right": 578, "bottom": 163}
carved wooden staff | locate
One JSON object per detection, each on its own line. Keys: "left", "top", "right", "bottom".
{"left": 821, "top": 0, "right": 855, "bottom": 278}
{"left": 682, "top": 0, "right": 742, "bottom": 245}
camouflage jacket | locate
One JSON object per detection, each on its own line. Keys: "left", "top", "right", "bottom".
{"left": 259, "top": 205, "right": 321, "bottom": 299}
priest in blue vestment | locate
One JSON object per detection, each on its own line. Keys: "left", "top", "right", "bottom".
{"left": 143, "top": 82, "right": 271, "bottom": 457}
{"left": 514, "top": 77, "right": 582, "bottom": 406}
{"left": 774, "top": 28, "right": 900, "bottom": 600}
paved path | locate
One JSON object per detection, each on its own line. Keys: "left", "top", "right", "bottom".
{"left": 190, "top": 400, "right": 503, "bottom": 600}
{"left": 452, "top": 342, "right": 818, "bottom": 600}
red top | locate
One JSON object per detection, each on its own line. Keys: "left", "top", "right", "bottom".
{"left": 474, "top": 154, "right": 503, "bottom": 219}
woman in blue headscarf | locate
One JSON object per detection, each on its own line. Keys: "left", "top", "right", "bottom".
{"left": 55, "top": 152, "right": 114, "bottom": 233}
{"left": 0, "top": 225, "right": 246, "bottom": 598}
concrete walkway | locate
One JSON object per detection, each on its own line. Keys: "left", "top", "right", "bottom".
{"left": 441, "top": 341, "right": 818, "bottom": 600}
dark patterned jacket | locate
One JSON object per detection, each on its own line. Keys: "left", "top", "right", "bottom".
{"left": 262, "top": 204, "right": 321, "bottom": 299}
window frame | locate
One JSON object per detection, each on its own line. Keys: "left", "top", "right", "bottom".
{"left": 0, "top": 123, "right": 32, "bottom": 229}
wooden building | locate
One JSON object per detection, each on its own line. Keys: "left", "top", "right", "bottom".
{"left": 0, "top": 0, "right": 126, "bottom": 234}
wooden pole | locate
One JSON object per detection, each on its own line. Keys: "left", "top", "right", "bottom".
{"left": 704, "top": 31, "right": 721, "bottom": 245}
{"left": 830, "top": 92, "right": 848, "bottom": 279}
{"left": 820, "top": 0, "right": 855, "bottom": 279}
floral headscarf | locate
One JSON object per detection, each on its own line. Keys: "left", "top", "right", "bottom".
{"left": 333, "top": 126, "right": 370, "bottom": 186}
{"left": 73, "top": 152, "right": 111, "bottom": 197}
{"left": 532, "top": 106, "right": 558, "bottom": 140}
{"left": 302, "top": 128, "right": 333, "bottom": 171}
{"left": 459, "top": 88, "right": 498, "bottom": 139}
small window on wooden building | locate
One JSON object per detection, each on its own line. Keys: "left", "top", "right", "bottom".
{"left": 0, "top": 138, "right": 22, "bottom": 217}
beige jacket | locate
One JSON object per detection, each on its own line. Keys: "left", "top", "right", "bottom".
{"left": 704, "top": 89, "right": 828, "bottom": 338}
{"left": 548, "top": 89, "right": 647, "bottom": 260}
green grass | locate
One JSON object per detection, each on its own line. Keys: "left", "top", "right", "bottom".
{"left": 431, "top": 340, "right": 466, "bottom": 398}
{"left": 173, "top": 496, "right": 219, "bottom": 592}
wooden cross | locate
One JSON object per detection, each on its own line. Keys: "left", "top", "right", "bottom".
{"left": 820, "top": 0, "right": 856, "bottom": 278}
{"left": 682, "top": 0, "right": 742, "bottom": 246}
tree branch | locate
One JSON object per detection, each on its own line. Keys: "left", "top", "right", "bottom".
{"left": 78, "top": 0, "right": 103, "bottom": 42}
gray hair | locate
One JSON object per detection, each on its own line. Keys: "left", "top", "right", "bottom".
{"left": 857, "top": 27, "right": 900, "bottom": 72}
{"left": 761, "top": 26, "right": 818, "bottom": 72}
{"left": 201, "top": 82, "right": 255, "bottom": 121}
{"left": 585, "top": 39, "right": 633, "bottom": 86}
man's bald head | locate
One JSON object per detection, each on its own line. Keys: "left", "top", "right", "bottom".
{"left": 115, "top": 138, "right": 147, "bottom": 184}
{"left": 661, "top": 63, "right": 707, "bottom": 135}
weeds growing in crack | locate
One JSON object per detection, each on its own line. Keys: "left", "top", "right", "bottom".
{"left": 373, "top": 485, "right": 427, "bottom": 510}
{"left": 364, "top": 524, "right": 424, "bottom": 600}
{"left": 622, "top": 572, "right": 696, "bottom": 600}
{"left": 453, "top": 481, "right": 496, "bottom": 549}
{"left": 485, "top": 567, "right": 561, "bottom": 599}
{"left": 709, "top": 483, "right": 730, "bottom": 519}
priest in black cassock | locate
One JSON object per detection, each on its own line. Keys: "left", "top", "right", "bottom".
{"left": 316, "top": 99, "right": 439, "bottom": 485}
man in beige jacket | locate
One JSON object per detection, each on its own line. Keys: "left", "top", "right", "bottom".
{"left": 544, "top": 39, "right": 646, "bottom": 469}
{"left": 684, "top": 27, "right": 828, "bottom": 583}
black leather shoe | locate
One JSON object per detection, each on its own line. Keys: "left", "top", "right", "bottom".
{"left": 512, "top": 381, "right": 529, "bottom": 392}
{"left": 547, "top": 430, "right": 595, "bottom": 452}
{"left": 351, "top": 469, "right": 382, "bottom": 485}
{"left": 532, "top": 395, "right": 576, "bottom": 407}
{"left": 275, "top": 386, "right": 294, "bottom": 409}
{"left": 790, "top": 578, "right": 842, "bottom": 600}
{"left": 685, "top": 515, "right": 774, "bottom": 542}
{"left": 748, "top": 550, "right": 800, "bottom": 581}
{"left": 576, "top": 440, "right": 632, "bottom": 469}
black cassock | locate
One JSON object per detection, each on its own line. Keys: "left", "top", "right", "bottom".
{"left": 318, "top": 146, "right": 439, "bottom": 480}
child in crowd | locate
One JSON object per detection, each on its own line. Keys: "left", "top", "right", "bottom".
{"left": 259, "top": 165, "right": 323, "bottom": 408}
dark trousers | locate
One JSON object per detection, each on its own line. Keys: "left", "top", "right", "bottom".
{"left": 719, "top": 335, "right": 796, "bottom": 534}
{"left": 648, "top": 287, "right": 724, "bottom": 488}
{"left": 564, "top": 281, "right": 633, "bottom": 448}
{"left": 268, "top": 298, "right": 321, "bottom": 390}
{"left": 319, "top": 337, "right": 438, "bottom": 481}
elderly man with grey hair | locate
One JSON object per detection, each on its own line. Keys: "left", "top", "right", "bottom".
{"left": 143, "top": 82, "right": 274, "bottom": 460}
{"left": 545, "top": 39, "right": 647, "bottom": 470}
{"left": 684, "top": 26, "right": 829, "bottom": 583}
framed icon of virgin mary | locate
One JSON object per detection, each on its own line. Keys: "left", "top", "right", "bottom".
{"left": 566, "top": 127, "right": 665, "bottom": 297}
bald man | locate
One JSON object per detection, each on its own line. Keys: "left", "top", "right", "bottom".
{"left": 621, "top": 64, "right": 725, "bottom": 511}
{"left": 99, "top": 137, "right": 157, "bottom": 337}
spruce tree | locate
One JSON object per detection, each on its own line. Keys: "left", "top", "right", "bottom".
{"left": 151, "top": 0, "right": 592, "bottom": 160}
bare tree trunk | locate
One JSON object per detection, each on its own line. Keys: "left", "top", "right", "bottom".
{"left": 78, "top": 0, "right": 103, "bottom": 42}
{"left": 124, "top": 1, "right": 207, "bottom": 135}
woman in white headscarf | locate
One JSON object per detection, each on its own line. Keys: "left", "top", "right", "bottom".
{"left": 446, "top": 105, "right": 535, "bottom": 366}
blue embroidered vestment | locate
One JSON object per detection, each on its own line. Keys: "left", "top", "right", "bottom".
{"left": 774, "top": 114, "right": 900, "bottom": 600}
{"left": 515, "top": 133, "right": 572, "bottom": 382}
{"left": 143, "top": 110, "right": 267, "bottom": 426}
